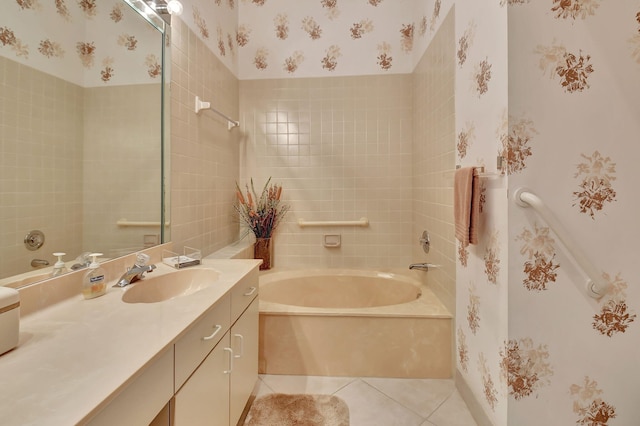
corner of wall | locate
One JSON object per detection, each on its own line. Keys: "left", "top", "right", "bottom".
{"left": 456, "top": 369, "right": 495, "bottom": 426}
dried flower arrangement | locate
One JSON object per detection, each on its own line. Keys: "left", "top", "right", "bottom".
{"left": 235, "top": 177, "right": 290, "bottom": 239}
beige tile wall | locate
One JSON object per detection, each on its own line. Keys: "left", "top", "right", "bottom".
{"left": 82, "top": 84, "right": 163, "bottom": 257}
{"left": 0, "top": 57, "right": 168, "bottom": 279}
{"left": 0, "top": 57, "right": 84, "bottom": 279}
{"left": 169, "top": 18, "right": 241, "bottom": 256}
{"left": 239, "top": 75, "right": 414, "bottom": 269}
{"left": 411, "top": 11, "right": 456, "bottom": 314}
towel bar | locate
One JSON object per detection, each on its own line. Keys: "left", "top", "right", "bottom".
{"left": 116, "top": 220, "right": 170, "bottom": 227}
{"left": 194, "top": 96, "right": 240, "bottom": 130}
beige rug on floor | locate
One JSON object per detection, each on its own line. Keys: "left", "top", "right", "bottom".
{"left": 244, "top": 393, "right": 350, "bottom": 426}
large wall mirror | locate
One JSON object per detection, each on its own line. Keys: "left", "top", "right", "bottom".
{"left": 0, "top": 0, "right": 169, "bottom": 288}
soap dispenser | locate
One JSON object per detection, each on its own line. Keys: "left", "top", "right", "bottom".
{"left": 82, "top": 253, "right": 107, "bottom": 299}
{"left": 51, "top": 252, "right": 67, "bottom": 277}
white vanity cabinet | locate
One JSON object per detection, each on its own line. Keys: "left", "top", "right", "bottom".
{"left": 174, "top": 330, "right": 232, "bottom": 426}
{"left": 87, "top": 348, "right": 174, "bottom": 426}
{"left": 174, "top": 278, "right": 259, "bottom": 426}
{"left": 0, "top": 259, "right": 262, "bottom": 426}
{"left": 229, "top": 296, "right": 259, "bottom": 425}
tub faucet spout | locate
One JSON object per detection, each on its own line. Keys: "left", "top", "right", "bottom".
{"left": 31, "top": 259, "right": 50, "bottom": 268}
{"left": 409, "top": 263, "right": 434, "bottom": 271}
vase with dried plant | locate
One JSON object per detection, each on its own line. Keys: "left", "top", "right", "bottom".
{"left": 235, "top": 178, "right": 290, "bottom": 270}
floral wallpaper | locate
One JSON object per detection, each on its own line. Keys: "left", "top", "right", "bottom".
{"left": 516, "top": 223, "right": 560, "bottom": 292}
{"left": 500, "top": 337, "right": 553, "bottom": 400}
{"left": 1, "top": 0, "right": 162, "bottom": 87}
{"left": 570, "top": 376, "right": 617, "bottom": 425}
{"left": 234, "top": 0, "right": 418, "bottom": 78}
{"left": 535, "top": 42, "right": 595, "bottom": 93}
{"left": 573, "top": 151, "right": 617, "bottom": 219}
{"left": 179, "top": 0, "right": 492, "bottom": 80}
{"left": 455, "top": 0, "right": 640, "bottom": 424}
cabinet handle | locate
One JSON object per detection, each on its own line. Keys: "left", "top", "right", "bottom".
{"left": 243, "top": 287, "right": 257, "bottom": 296}
{"left": 223, "top": 347, "right": 234, "bottom": 374}
{"left": 233, "top": 333, "right": 244, "bottom": 358}
{"left": 202, "top": 324, "right": 222, "bottom": 341}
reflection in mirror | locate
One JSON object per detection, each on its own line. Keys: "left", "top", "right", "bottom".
{"left": 0, "top": 0, "right": 169, "bottom": 288}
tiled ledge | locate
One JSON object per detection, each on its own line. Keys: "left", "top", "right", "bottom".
{"left": 206, "top": 238, "right": 254, "bottom": 260}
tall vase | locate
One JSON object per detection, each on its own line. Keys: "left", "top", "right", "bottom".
{"left": 254, "top": 238, "right": 273, "bottom": 270}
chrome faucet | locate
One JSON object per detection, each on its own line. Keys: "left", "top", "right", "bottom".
{"left": 114, "top": 264, "right": 156, "bottom": 287}
{"left": 409, "top": 263, "right": 435, "bottom": 271}
{"left": 70, "top": 252, "right": 92, "bottom": 270}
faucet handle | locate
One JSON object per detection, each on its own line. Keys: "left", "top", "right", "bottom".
{"left": 135, "top": 252, "right": 151, "bottom": 267}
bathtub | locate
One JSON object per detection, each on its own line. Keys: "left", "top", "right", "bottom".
{"left": 258, "top": 269, "right": 452, "bottom": 379}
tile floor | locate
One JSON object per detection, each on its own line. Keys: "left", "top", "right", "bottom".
{"left": 249, "top": 374, "right": 478, "bottom": 426}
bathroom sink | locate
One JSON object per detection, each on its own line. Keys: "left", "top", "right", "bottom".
{"left": 121, "top": 268, "right": 220, "bottom": 304}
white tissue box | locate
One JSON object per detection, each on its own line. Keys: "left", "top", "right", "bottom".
{"left": 0, "top": 287, "right": 19, "bottom": 356}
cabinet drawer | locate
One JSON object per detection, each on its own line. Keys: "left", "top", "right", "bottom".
{"left": 175, "top": 294, "right": 231, "bottom": 391}
{"left": 230, "top": 268, "right": 259, "bottom": 322}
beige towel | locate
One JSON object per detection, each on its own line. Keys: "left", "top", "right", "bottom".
{"left": 454, "top": 167, "right": 481, "bottom": 246}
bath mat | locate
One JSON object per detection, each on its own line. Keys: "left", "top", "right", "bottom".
{"left": 244, "top": 393, "right": 350, "bottom": 426}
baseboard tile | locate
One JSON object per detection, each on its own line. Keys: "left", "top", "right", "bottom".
{"left": 455, "top": 369, "right": 494, "bottom": 426}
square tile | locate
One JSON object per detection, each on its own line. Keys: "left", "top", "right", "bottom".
{"left": 253, "top": 377, "right": 276, "bottom": 399}
{"left": 259, "top": 374, "right": 356, "bottom": 395}
{"left": 427, "top": 390, "right": 478, "bottom": 426}
{"left": 362, "top": 378, "right": 455, "bottom": 418}
{"left": 335, "top": 379, "right": 425, "bottom": 426}
{"left": 245, "top": 375, "right": 477, "bottom": 426}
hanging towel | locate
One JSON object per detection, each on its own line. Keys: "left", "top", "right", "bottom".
{"left": 454, "top": 167, "right": 481, "bottom": 246}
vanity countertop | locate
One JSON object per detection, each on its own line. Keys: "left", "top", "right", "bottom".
{"left": 0, "top": 258, "right": 260, "bottom": 426}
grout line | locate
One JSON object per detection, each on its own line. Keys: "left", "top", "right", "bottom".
{"left": 425, "top": 387, "right": 458, "bottom": 423}
{"left": 361, "top": 377, "right": 458, "bottom": 421}
{"left": 354, "top": 378, "right": 421, "bottom": 414}
{"left": 362, "top": 378, "right": 428, "bottom": 419}
{"left": 256, "top": 375, "right": 277, "bottom": 394}
{"left": 257, "top": 375, "right": 473, "bottom": 425}
{"left": 258, "top": 374, "right": 359, "bottom": 396}
{"left": 330, "top": 376, "right": 360, "bottom": 395}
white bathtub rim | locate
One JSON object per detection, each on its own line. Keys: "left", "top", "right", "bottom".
{"left": 258, "top": 268, "right": 451, "bottom": 319}
{"left": 259, "top": 268, "right": 420, "bottom": 285}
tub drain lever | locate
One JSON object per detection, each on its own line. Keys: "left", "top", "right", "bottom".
{"left": 419, "top": 231, "right": 430, "bottom": 253}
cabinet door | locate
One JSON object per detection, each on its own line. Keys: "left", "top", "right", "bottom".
{"left": 229, "top": 298, "right": 259, "bottom": 426}
{"left": 174, "top": 332, "right": 232, "bottom": 426}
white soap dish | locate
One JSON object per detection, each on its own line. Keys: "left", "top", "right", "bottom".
{"left": 323, "top": 234, "right": 341, "bottom": 248}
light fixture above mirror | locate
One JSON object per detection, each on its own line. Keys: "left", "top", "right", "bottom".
{"left": 155, "top": 0, "right": 184, "bottom": 16}
{"left": 145, "top": 0, "right": 183, "bottom": 23}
